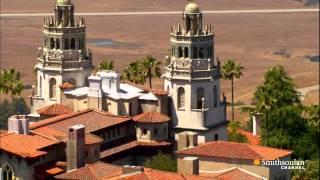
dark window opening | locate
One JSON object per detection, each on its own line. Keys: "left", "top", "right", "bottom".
{"left": 184, "top": 47, "right": 189, "bottom": 58}
{"left": 193, "top": 47, "right": 198, "bottom": 58}
{"left": 178, "top": 47, "right": 183, "bottom": 58}
{"left": 71, "top": 38, "right": 76, "bottom": 49}
{"left": 154, "top": 128, "right": 158, "bottom": 135}
{"left": 199, "top": 47, "right": 204, "bottom": 59}
{"left": 196, "top": 87, "right": 205, "bottom": 109}
{"left": 214, "top": 134, "right": 219, "bottom": 141}
{"left": 142, "top": 129, "right": 147, "bottom": 135}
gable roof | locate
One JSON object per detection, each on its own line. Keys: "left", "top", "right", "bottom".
{"left": 177, "top": 141, "right": 292, "bottom": 161}
{"left": 0, "top": 132, "right": 59, "bottom": 159}
{"left": 55, "top": 162, "right": 123, "bottom": 180}
{"left": 37, "top": 103, "right": 73, "bottom": 116}
{"left": 200, "top": 167, "right": 264, "bottom": 180}
{"left": 133, "top": 112, "right": 170, "bottom": 123}
{"left": 30, "top": 109, "right": 131, "bottom": 142}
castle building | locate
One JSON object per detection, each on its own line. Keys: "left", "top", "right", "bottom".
{"left": 163, "top": 3, "right": 228, "bottom": 143}
{"left": 31, "top": 0, "right": 93, "bottom": 113}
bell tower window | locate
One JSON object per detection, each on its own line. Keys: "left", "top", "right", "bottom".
{"left": 193, "top": 47, "right": 198, "bottom": 58}
{"left": 178, "top": 47, "right": 183, "bottom": 58}
{"left": 196, "top": 87, "right": 204, "bottom": 109}
{"left": 199, "top": 47, "right": 204, "bottom": 59}
{"left": 50, "top": 38, "right": 55, "bottom": 49}
{"left": 177, "top": 87, "right": 185, "bottom": 108}
{"left": 71, "top": 38, "right": 76, "bottom": 49}
{"left": 65, "top": 39, "right": 69, "bottom": 50}
{"left": 184, "top": 47, "right": 189, "bottom": 58}
{"left": 49, "top": 78, "right": 57, "bottom": 99}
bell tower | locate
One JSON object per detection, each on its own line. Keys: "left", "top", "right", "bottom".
{"left": 163, "top": 2, "right": 227, "bottom": 143}
{"left": 31, "top": 0, "right": 93, "bottom": 113}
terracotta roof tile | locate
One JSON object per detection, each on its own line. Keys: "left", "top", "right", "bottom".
{"left": 37, "top": 103, "right": 73, "bottom": 116}
{"left": 34, "top": 162, "right": 65, "bottom": 179}
{"left": 0, "top": 133, "right": 59, "bottom": 159}
{"left": 30, "top": 109, "right": 131, "bottom": 142}
{"left": 59, "top": 82, "right": 75, "bottom": 89}
{"left": 238, "top": 129, "right": 260, "bottom": 146}
{"left": 100, "top": 141, "right": 138, "bottom": 159}
{"left": 200, "top": 168, "right": 263, "bottom": 180}
{"left": 133, "top": 112, "right": 170, "bottom": 123}
{"left": 55, "top": 162, "right": 122, "bottom": 180}
{"left": 177, "top": 141, "right": 292, "bottom": 161}
{"left": 86, "top": 133, "right": 103, "bottom": 145}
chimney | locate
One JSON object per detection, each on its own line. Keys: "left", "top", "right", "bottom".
{"left": 252, "top": 114, "right": 261, "bottom": 136}
{"left": 122, "top": 165, "right": 144, "bottom": 175}
{"left": 8, "top": 115, "right": 29, "bottom": 135}
{"left": 67, "top": 124, "right": 85, "bottom": 171}
{"left": 98, "top": 70, "right": 120, "bottom": 93}
{"left": 178, "top": 157, "right": 199, "bottom": 175}
{"left": 88, "top": 75, "right": 102, "bottom": 110}
{"left": 177, "top": 131, "right": 198, "bottom": 151}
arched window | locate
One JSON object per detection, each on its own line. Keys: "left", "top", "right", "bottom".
{"left": 70, "top": 38, "right": 76, "bottom": 49}
{"left": 50, "top": 38, "right": 55, "bottom": 49}
{"left": 184, "top": 47, "right": 189, "bottom": 58}
{"left": 193, "top": 47, "right": 198, "bottom": 58}
{"left": 68, "top": 78, "right": 76, "bottom": 86}
{"left": 64, "top": 38, "right": 69, "bottom": 50}
{"left": 196, "top": 87, "right": 204, "bottom": 109}
{"left": 1, "top": 164, "right": 15, "bottom": 180}
{"left": 199, "top": 47, "right": 204, "bottom": 59}
{"left": 177, "top": 87, "right": 185, "bottom": 108}
{"left": 49, "top": 78, "right": 57, "bottom": 99}
{"left": 56, "top": 39, "right": 60, "bottom": 49}
{"left": 214, "top": 85, "right": 218, "bottom": 107}
{"left": 178, "top": 47, "right": 183, "bottom": 58}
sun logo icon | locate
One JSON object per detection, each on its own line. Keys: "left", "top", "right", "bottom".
{"left": 253, "top": 159, "right": 261, "bottom": 165}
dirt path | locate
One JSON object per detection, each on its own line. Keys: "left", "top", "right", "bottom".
{"left": 298, "top": 84, "right": 319, "bottom": 100}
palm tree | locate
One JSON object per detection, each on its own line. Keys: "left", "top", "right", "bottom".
{"left": 0, "top": 68, "right": 24, "bottom": 101}
{"left": 221, "top": 60, "right": 244, "bottom": 121}
{"left": 140, "top": 56, "right": 162, "bottom": 88}
{"left": 97, "top": 59, "right": 114, "bottom": 71}
{"left": 121, "top": 61, "right": 146, "bottom": 85}
{"left": 253, "top": 85, "right": 276, "bottom": 146}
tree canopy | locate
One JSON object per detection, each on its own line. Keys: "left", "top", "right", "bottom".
{"left": 143, "top": 152, "right": 177, "bottom": 172}
{"left": 97, "top": 59, "right": 114, "bottom": 71}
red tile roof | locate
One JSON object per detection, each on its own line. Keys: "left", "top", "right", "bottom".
{"left": 100, "top": 141, "right": 138, "bottom": 159}
{"left": 100, "top": 140, "right": 171, "bottom": 159}
{"left": 37, "top": 103, "right": 73, "bottom": 116}
{"left": 0, "top": 132, "right": 59, "bottom": 159}
{"left": 137, "top": 141, "right": 172, "bottom": 147}
{"left": 55, "top": 162, "right": 122, "bottom": 180}
{"left": 238, "top": 129, "right": 260, "bottom": 146}
{"left": 177, "top": 141, "right": 292, "bottom": 161}
{"left": 200, "top": 168, "right": 263, "bottom": 180}
{"left": 30, "top": 109, "right": 131, "bottom": 142}
{"left": 133, "top": 112, "right": 170, "bottom": 123}
{"left": 59, "top": 82, "right": 75, "bottom": 89}
{"left": 86, "top": 133, "right": 104, "bottom": 145}
{"left": 34, "top": 161, "right": 66, "bottom": 179}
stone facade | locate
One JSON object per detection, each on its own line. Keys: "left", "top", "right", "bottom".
{"left": 163, "top": 3, "right": 227, "bottom": 143}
